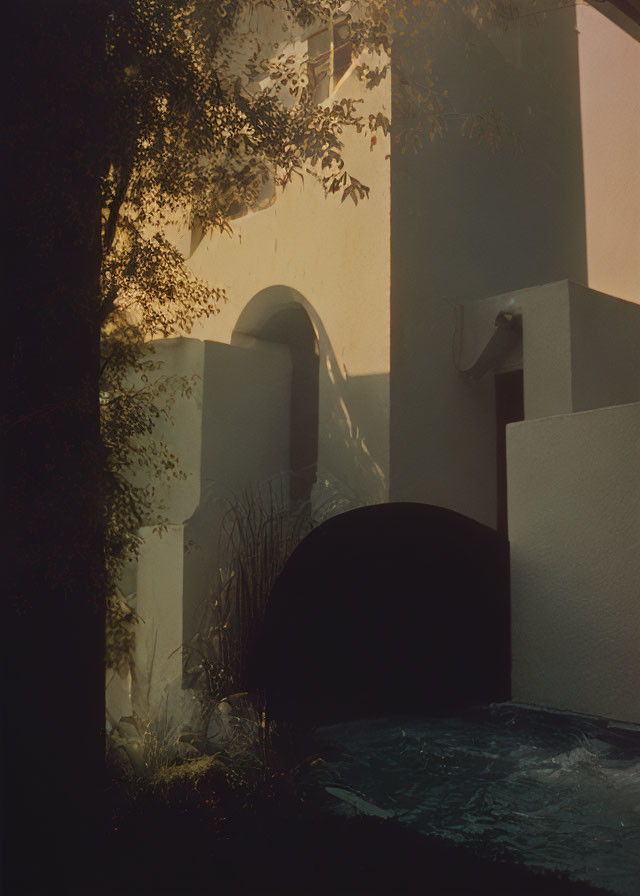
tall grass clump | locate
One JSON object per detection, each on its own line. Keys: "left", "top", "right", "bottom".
{"left": 184, "top": 473, "right": 356, "bottom": 738}
{"left": 185, "top": 478, "right": 308, "bottom": 724}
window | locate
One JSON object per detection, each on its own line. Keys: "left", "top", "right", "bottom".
{"left": 308, "top": 17, "right": 353, "bottom": 103}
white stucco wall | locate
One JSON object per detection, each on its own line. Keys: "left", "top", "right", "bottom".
{"left": 123, "top": 7, "right": 639, "bottom": 723}
{"left": 149, "top": 6, "right": 637, "bottom": 533}
{"left": 569, "top": 283, "right": 640, "bottom": 413}
{"left": 125, "top": 337, "right": 292, "bottom": 713}
{"left": 461, "top": 280, "right": 640, "bottom": 421}
{"left": 140, "top": 336, "right": 292, "bottom": 524}
{"left": 105, "top": 669, "right": 132, "bottom": 726}
{"left": 199, "top": 339, "right": 292, "bottom": 499}
{"left": 507, "top": 402, "right": 640, "bottom": 723}
{"left": 132, "top": 524, "right": 185, "bottom": 719}
{"left": 390, "top": 6, "right": 639, "bottom": 527}
{"left": 172, "top": 54, "right": 392, "bottom": 511}
{"left": 390, "top": 4, "right": 589, "bottom": 527}
{"left": 139, "top": 337, "right": 206, "bottom": 524}
{"left": 182, "top": 337, "right": 293, "bottom": 646}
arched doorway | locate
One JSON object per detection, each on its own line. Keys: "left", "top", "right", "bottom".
{"left": 233, "top": 287, "right": 319, "bottom": 507}
{"left": 249, "top": 502, "right": 511, "bottom": 724}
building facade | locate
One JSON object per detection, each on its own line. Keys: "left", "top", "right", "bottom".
{"left": 107, "top": 1, "right": 640, "bottom": 726}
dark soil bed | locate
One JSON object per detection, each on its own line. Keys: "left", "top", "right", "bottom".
{"left": 88, "top": 794, "right": 611, "bottom": 895}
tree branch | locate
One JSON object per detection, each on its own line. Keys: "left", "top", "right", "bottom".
{"left": 103, "top": 155, "right": 133, "bottom": 256}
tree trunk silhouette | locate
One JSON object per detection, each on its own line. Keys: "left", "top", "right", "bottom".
{"left": 4, "top": 4, "right": 109, "bottom": 891}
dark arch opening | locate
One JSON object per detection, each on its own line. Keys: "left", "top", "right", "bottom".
{"left": 233, "top": 289, "right": 319, "bottom": 506}
{"left": 249, "top": 502, "right": 511, "bottom": 724}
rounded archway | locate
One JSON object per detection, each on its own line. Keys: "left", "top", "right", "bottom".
{"left": 233, "top": 287, "right": 319, "bottom": 506}
{"left": 248, "top": 502, "right": 511, "bottom": 724}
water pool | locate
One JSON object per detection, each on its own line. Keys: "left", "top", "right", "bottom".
{"left": 319, "top": 705, "right": 640, "bottom": 895}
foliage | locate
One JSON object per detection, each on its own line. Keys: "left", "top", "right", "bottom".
{"left": 106, "top": 588, "right": 142, "bottom": 676}
{"left": 100, "top": 0, "right": 391, "bottom": 669}
{"left": 183, "top": 480, "right": 315, "bottom": 714}
{"left": 181, "top": 473, "right": 366, "bottom": 741}
{"left": 101, "top": 0, "right": 524, "bottom": 670}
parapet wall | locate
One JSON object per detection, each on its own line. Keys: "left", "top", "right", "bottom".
{"left": 507, "top": 401, "right": 640, "bottom": 723}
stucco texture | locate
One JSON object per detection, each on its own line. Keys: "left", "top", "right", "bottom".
{"left": 507, "top": 402, "right": 640, "bottom": 723}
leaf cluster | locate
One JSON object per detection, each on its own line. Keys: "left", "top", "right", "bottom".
{"left": 101, "top": 0, "right": 399, "bottom": 671}
{"left": 101, "top": 0, "right": 520, "bottom": 670}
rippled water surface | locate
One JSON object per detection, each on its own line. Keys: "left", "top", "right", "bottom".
{"left": 319, "top": 706, "right": 640, "bottom": 895}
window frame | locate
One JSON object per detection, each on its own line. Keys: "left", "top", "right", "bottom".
{"left": 307, "top": 15, "right": 354, "bottom": 101}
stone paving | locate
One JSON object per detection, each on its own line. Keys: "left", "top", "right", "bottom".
{"left": 318, "top": 704, "right": 640, "bottom": 896}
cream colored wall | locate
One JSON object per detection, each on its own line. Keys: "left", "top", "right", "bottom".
{"left": 155, "top": 8, "right": 637, "bottom": 531}
{"left": 390, "top": 6, "right": 587, "bottom": 526}
{"left": 131, "top": 524, "right": 185, "bottom": 720}
{"left": 453, "top": 281, "right": 640, "bottom": 724}
{"left": 507, "top": 402, "right": 640, "bottom": 723}
{"left": 461, "top": 280, "right": 640, "bottom": 421}
{"left": 105, "top": 669, "right": 132, "bottom": 726}
{"left": 177, "top": 59, "right": 392, "bottom": 509}
{"left": 569, "top": 282, "right": 640, "bottom": 412}
{"left": 138, "top": 337, "right": 205, "bottom": 524}
{"left": 182, "top": 338, "right": 292, "bottom": 647}
{"left": 121, "top": 57, "right": 392, "bottom": 716}
{"left": 577, "top": 4, "right": 640, "bottom": 303}
{"left": 520, "top": 280, "right": 640, "bottom": 418}
{"left": 120, "top": 9, "right": 639, "bottom": 724}
{"left": 114, "top": 337, "right": 292, "bottom": 720}
{"left": 390, "top": 7, "right": 639, "bottom": 526}
{"left": 135, "top": 336, "right": 292, "bottom": 526}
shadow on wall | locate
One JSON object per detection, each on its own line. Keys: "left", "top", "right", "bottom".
{"left": 248, "top": 502, "right": 511, "bottom": 725}
{"left": 233, "top": 285, "right": 388, "bottom": 513}
{"left": 389, "top": 3, "right": 587, "bottom": 520}
{"left": 178, "top": 287, "right": 388, "bottom": 678}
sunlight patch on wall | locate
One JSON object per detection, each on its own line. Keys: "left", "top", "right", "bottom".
{"left": 577, "top": 5, "right": 640, "bottom": 303}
